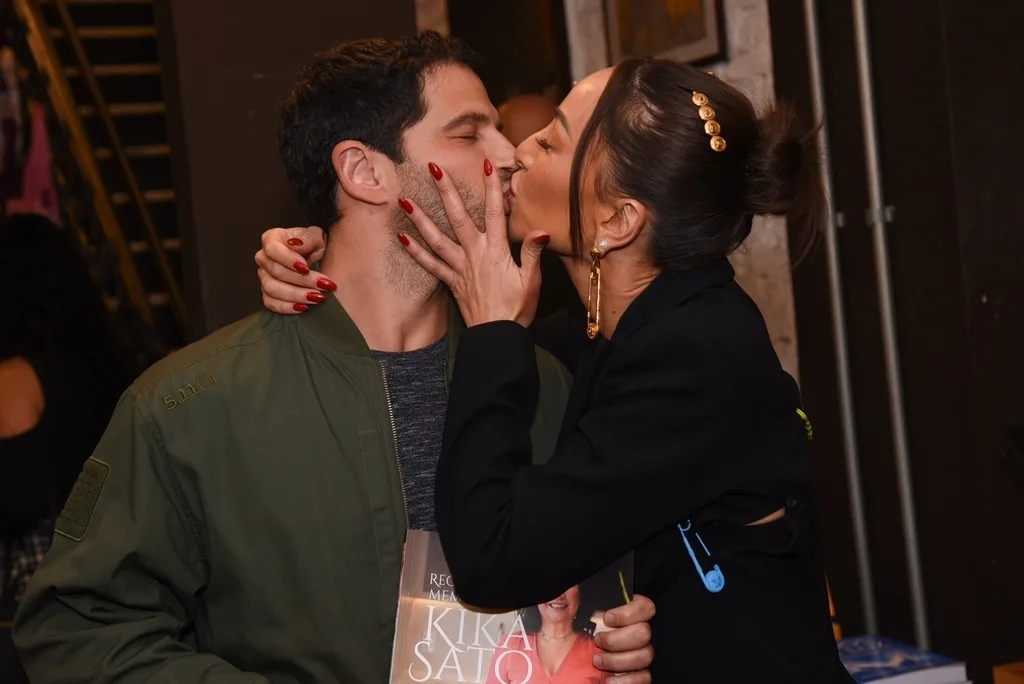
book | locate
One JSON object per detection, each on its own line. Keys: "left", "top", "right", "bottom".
{"left": 390, "top": 530, "right": 633, "bottom": 684}
{"left": 838, "top": 635, "right": 967, "bottom": 684}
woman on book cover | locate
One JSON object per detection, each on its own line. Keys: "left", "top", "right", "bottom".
{"left": 486, "top": 585, "right": 604, "bottom": 684}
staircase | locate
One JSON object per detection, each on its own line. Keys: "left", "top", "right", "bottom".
{"left": 11, "top": 0, "right": 186, "bottom": 358}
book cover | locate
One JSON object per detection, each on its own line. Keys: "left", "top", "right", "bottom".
{"left": 390, "top": 530, "right": 633, "bottom": 684}
{"left": 838, "top": 635, "right": 967, "bottom": 684}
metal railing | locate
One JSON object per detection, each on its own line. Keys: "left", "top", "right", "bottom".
{"left": 10, "top": 0, "right": 187, "bottom": 332}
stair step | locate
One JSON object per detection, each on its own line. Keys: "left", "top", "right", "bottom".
{"left": 111, "top": 189, "right": 175, "bottom": 205}
{"left": 78, "top": 101, "right": 165, "bottom": 117}
{"left": 95, "top": 144, "right": 170, "bottom": 160}
{"left": 67, "top": 63, "right": 161, "bottom": 77}
{"left": 50, "top": 26, "right": 157, "bottom": 39}
{"left": 41, "top": 0, "right": 152, "bottom": 4}
{"left": 128, "top": 237, "right": 181, "bottom": 254}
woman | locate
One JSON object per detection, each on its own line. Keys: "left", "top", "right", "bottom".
{"left": 487, "top": 585, "right": 604, "bottom": 684}
{"left": 255, "top": 61, "right": 851, "bottom": 682}
{"left": 1, "top": 213, "right": 129, "bottom": 683}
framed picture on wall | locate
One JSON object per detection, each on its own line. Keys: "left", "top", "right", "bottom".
{"left": 604, "top": 0, "right": 726, "bottom": 65}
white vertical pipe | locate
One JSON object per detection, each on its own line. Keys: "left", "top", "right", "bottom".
{"left": 801, "top": 0, "right": 878, "bottom": 636}
{"left": 850, "top": 0, "right": 930, "bottom": 648}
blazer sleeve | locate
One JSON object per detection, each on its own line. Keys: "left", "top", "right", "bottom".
{"left": 435, "top": 319, "right": 730, "bottom": 609}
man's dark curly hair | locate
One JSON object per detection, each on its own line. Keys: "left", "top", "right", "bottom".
{"left": 278, "top": 30, "right": 482, "bottom": 228}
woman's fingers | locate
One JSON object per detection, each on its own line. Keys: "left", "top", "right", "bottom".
{"left": 426, "top": 162, "right": 482, "bottom": 247}
{"left": 255, "top": 244, "right": 328, "bottom": 290}
{"left": 260, "top": 226, "right": 326, "bottom": 259}
{"left": 397, "top": 232, "right": 456, "bottom": 287}
{"left": 518, "top": 230, "right": 549, "bottom": 283}
{"left": 482, "top": 158, "right": 507, "bottom": 246}
{"left": 399, "top": 196, "right": 465, "bottom": 271}
{"left": 258, "top": 268, "right": 324, "bottom": 314}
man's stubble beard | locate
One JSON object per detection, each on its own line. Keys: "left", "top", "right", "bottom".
{"left": 386, "top": 163, "right": 486, "bottom": 297}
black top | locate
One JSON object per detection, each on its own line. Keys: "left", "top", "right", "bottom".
{"left": 435, "top": 259, "right": 853, "bottom": 683}
{"left": 1, "top": 355, "right": 115, "bottom": 538}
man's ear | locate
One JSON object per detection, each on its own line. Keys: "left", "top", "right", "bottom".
{"left": 332, "top": 140, "right": 394, "bottom": 207}
{"left": 595, "top": 197, "right": 647, "bottom": 253}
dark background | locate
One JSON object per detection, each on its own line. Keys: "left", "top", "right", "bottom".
{"left": 769, "top": 1, "right": 1024, "bottom": 682}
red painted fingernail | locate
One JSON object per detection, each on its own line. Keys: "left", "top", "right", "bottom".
{"left": 287, "top": 237, "right": 304, "bottom": 246}
{"left": 306, "top": 291, "right": 326, "bottom": 303}
{"left": 293, "top": 261, "right": 310, "bottom": 274}
{"left": 399, "top": 198, "right": 414, "bottom": 214}
{"left": 429, "top": 162, "right": 443, "bottom": 180}
{"left": 533, "top": 234, "right": 550, "bottom": 245}
{"left": 316, "top": 278, "right": 337, "bottom": 291}
{"left": 398, "top": 233, "right": 411, "bottom": 247}
{"left": 484, "top": 159, "right": 493, "bottom": 176}
{"left": 293, "top": 303, "right": 308, "bottom": 312}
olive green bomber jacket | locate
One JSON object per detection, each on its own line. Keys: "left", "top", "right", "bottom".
{"left": 13, "top": 296, "right": 572, "bottom": 683}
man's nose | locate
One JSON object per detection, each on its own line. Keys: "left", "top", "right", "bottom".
{"left": 491, "top": 135, "right": 516, "bottom": 174}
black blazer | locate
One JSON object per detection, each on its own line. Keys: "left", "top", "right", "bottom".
{"left": 435, "top": 259, "right": 852, "bottom": 683}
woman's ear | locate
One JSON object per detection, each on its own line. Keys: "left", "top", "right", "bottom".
{"left": 332, "top": 140, "right": 394, "bottom": 207}
{"left": 595, "top": 197, "right": 647, "bottom": 253}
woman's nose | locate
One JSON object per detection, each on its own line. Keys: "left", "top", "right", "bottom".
{"left": 514, "top": 143, "right": 533, "bottom": 170}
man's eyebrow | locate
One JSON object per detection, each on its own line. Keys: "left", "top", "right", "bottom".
{"left": 554, "top": 107, "right": 570, "bottom": 138}
{"left": 442, "top": 111, "right": 494, "bottom": 132}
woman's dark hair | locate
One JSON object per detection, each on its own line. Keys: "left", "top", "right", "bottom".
{"left": 518, "top": 586, "right": 599, "bottom": 637}
{"left": 569, "top": 58, "right": 825, "bottom": 268}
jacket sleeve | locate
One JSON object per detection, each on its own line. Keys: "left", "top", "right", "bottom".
{"left": 435, "top": 320, "right": 730, "bottom": 609}
{"left": 13, "top": 391, "right": 268, "bottom": 684}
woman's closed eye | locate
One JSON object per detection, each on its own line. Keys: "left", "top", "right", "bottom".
{"left": 536, "top": 136, "right": 553, "bottom": 151}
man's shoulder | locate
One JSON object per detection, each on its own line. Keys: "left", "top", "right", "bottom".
{"left": 129, "top": 311, "right": 297, "bottom": 405}
{"left": 535, "top": 345, "right": 572, "bottom": 394}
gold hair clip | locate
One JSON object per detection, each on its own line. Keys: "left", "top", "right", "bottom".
{"left": 691, "top": 91, "right": 726, "bottom": 152}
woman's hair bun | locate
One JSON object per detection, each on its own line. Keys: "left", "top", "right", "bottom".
{"left": 744, "top": 102, "right": 822, "bottom": 218}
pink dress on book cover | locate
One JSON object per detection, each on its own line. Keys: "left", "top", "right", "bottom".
{"left": 485, "top": 633, "right": 605, "bottom": 684}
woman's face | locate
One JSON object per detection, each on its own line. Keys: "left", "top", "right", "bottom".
{"left": 507, "top": 68, "right": 614, "bottom": 256}
{"left": 537, "top": 584, "right": 581, "bottom": 624}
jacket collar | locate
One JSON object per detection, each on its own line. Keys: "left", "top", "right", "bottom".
{"left": 611, "top": 258, "right": 735, "bottom": 343}
{"left": 299, "top": 292, "right": 463, "bottom": 365}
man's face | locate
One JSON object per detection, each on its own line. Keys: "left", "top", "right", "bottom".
{"left": 395, "top": 64, "right": 514, "bottom": 240}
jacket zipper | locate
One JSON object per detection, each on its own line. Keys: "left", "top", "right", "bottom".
{"left": 378, "top": 363, "right": 410, "bottom": 528}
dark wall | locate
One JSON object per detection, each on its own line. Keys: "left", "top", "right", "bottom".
{"left": 770, "top": 1, "right": 1024, "bottom": 681}
{"left": 447, "top": 0, "right": 572, "bottom": 105}
{"left": 155, "top": 0, "right": 417, "bottom": 336}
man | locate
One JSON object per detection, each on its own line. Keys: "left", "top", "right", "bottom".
{"left": 13, "top": 32, "right": 654, "bottom": 683}
{"left": 496, "top": 93, "right": 557, "bottom": 147}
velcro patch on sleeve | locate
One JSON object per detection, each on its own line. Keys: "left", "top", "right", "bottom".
{"left": 55, "top": 457, "right": 109, "bottom": 541}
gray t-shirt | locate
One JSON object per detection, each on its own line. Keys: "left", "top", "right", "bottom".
{"left": 371, "top": 335, "right": 449, "bottom": 531}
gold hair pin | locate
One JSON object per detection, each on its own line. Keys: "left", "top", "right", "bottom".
{"left": 691, "top": 91, "right": 726, "bottom": 152}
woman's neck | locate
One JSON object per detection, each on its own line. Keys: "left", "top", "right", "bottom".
{"left": 559, "top": 253, "right": 659, "bottom": 339}
{"left": 539, "top": 619, "right": 575, "bottom": 641}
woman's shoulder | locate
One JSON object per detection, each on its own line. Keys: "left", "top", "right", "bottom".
{"left": 631, "top": 282, "right": 772, "bottom": 356}
{"left": 0, "top": 356, "right": 46, "bottom": 438}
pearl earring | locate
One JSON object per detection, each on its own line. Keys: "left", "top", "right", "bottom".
{"left": 598, "top": 239, "right": 608, "bottom": 251}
